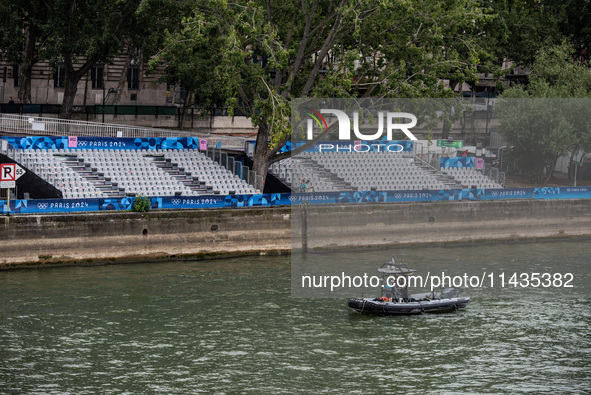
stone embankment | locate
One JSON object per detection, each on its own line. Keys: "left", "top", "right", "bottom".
{"left": 2, "top": 199, "right": 590, "bottom": 268}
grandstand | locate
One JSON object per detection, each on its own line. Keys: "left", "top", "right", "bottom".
{"left": 0, "top": 110, "right": 507, "bottom": 205}
{"left": 270, "top": 151, "right": 503, "bottom": 192}
{"left": 7, "top": 146, "right": 260, "bottom": 199}
{"left": 4, "top": 143, "right": 503, "bottom": 200}
{"left": 1, "top": 126, "right": 503, "bottom": 201}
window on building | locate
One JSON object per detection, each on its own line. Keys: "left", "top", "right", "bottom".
{"left": 54, "top": 63, "right": 66, "bottom": 88}
{"left": 13, "top": 65, "right": 19, "bottom": 87}
{"left": 91, "top": 64, "right": 104, "bottom": 89}
{"left": 127, "top": 65, "right": 140, "bottom": 89}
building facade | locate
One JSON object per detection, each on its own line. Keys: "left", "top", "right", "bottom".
{"left": 0, "top": 53, "right": 181, "bottom": 107}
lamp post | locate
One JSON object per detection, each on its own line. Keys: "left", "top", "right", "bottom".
{"left": 102, "top": 87, "right": 117, "bottom": 123}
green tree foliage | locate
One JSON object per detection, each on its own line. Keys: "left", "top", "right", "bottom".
{"left": 150, "top": 8, "right": 227, "bottom": 128}
{"left": 474, "top": 0, "right": 591, "bottom": 86}
{"left": 132, "top": 195, "right": 152, "bottom": 212}
{"left": 497, "top": 43, "right": 591, "bottom": 183}
{"left": 155, "top": 0, "right": 491, "bottom": 185}
{"left": 479, "top": 0, "right": 557, "bottom": 68}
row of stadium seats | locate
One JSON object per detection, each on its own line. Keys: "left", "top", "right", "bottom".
{"left": 9, "top": 148, "right": 260, "bottom": 199}
{"left": 271, "top": 151, "right": 453, "bottom": 192}
{"left": 270, "top": 151, "right": 502, "bottom": 192}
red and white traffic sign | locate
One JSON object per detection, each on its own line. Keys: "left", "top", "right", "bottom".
{"left": 1, "top": 163, "right": 25, "bottom": 182}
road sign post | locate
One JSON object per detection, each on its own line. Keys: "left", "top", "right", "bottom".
{"left": 1, "top": 163, "right": 26, "bottom": 215}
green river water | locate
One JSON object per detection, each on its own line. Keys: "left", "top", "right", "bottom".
{"left": 1, "top": 239, "right": 590, "bottom": 394}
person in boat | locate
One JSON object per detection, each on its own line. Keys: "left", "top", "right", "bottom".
{"left": 398, "top": 284, "right": 408, "bottom": 301}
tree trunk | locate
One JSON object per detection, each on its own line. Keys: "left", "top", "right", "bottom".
{"left": 59, "top": 56, "right": 97, "bottom": 119}
{"left": 18, "top": 24, "right": 36, "bottom": 103}
{"left": 252, "top": 122, "right": 271, "bottom": 191}
{"left": 544, "top": 155, "right": 559, "bottom": 184}
{"left": 113, "top": 43, "right": 134, "bottom": 105}
{"left": 59, "top": 73, "right": 79, "bottom": 119}
{"left": 179, "top": 89, "right": 193, "bottom": 131}
{"left": 82, "top": 71, "right": 89, "bottom": 107}
{"left": 441, "top": 118, "right": 452, "bottom": 140}
{"left": 567, "top": 152, "right": 573, "bottom": 180}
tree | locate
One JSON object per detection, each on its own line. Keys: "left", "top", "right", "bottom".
{"left": 477, "top": 0, "right": 558, "bottom": 68}
{"left": 0, "top": 0, "right": 148, "bottom": 112}
{"left": 471, "top": 0, "right": 591, "bottom": 94}
{"left": 119, "top": 0, "right": 192, "bottom": 106}
{"left": 0, "top": 0, "right": 51, "bottom": 103}
{"left": 497, "top": 43, "right": 591, "bottom": 183}
{"left": 150, "top": 7, "right": 227, "bottom": 129}
{"left": 46, "top": 0, "right": 144, "bottom": 118}
{"left": 155, "top": 0, "right": 491, "bottom": 187}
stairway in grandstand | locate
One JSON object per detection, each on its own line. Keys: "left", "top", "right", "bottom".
{"left": 412, "top": 157, "right": 462, "bottom": 189}
{"left": 8, "top": 147, "right": 260, "bottom": 199}
{"left": 290, "top": 156, "right": 354, "bottom": 192}
{"left": 145, "top": 153, "right": 211, "bottom": 194}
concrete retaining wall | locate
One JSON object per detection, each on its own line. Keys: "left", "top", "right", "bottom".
{"left": 1, "top": 199, "right": 590, "bottom": 268}
{"left": 0, "top": 208, "right": 291, "bottom": 269}
{"left": 293, "top": 199, "right": 591, "bottom": 249}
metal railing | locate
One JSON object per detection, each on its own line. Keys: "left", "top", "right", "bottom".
{"left": 199, "top": 134, "right": 251, "bottom": 152}
{"left": 483, "top": 163, "right": 506, "bottom": 187}
{"left": 0, "top": 113, "right": 190, "bottom": 138}
{"left": 412, "top": 141, "right": 448, "bottom": 170}
{"left": 413, "top": 151, "right": 444, "bottom": 174}
{"left": 207, "top": 147, "right": 264, "bottom": 191}
{"left": 0, "top": 113, "right": 251, "bottom": 151}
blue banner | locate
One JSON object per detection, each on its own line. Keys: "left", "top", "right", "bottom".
{"left": 481, "top": 188, "right": 533, "bottom": 200}
{"left": 289, "top": 189, "right": 500, "bottom": 204}
{"left": 0, "top": 194, "right": 293, "bottom": 214}
{"left": 1, "top": 136, "right": 200, "bottom": 151}
{"left": 1, "top": 187, "right": 590, "bottom": 214}
{"left": 148, "top": 194, "right": 291, "bottom": 210}
{"left": 1, "top": 198, "right": 100, "bottom": 214}
{"left": 533, "top": 186, "right": 591, "bottom": 199}
{"left": 440, "top": 157, "right": 475, "bottom": 168}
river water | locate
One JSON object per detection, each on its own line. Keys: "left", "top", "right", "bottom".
{"left": 1, "top": 239, "right": 589, "bottom": 394}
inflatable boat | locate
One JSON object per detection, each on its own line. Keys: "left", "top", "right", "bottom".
{"left": 348, "top": 258, "right": 470, "bottom": 315}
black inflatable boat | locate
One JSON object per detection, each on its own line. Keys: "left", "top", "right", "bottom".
{"left": 348, "top": 258, "right": 470, "bottom": 315}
